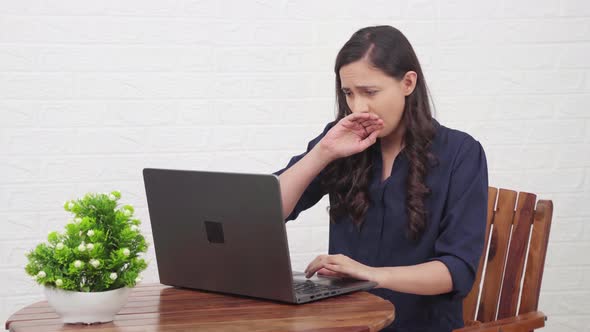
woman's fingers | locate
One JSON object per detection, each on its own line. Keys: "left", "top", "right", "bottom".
{"left": 317, "top": 268, "right": 346, "bottom": 278}
{"left": 364, "top": 123, "right": 384, "bottom": 133}
{"left": 317, "top": 268, "right": 336, "bottom": 276}
{"left": 304, "top": 255, "right": 326, "bottom": 278}
{"left": 359, "top": 118, "right": 383, "bottom": 128}
{"left": 340, "top": 119, "right": 364, "bottom": 131}
{"left": 304, "top": 254, "right": 374, "bottom": 282}
{"left": 305, "top": 255, "right": 347, "bottom": 278}
{"left": 305, "top": 266, "right": 320, "bottom": 278}
{"left": 324, "top": 263, "right": 343, "bottom": 273}
{"left": 319, "top": 112, "right": 383, "bottom": 160}
{"left": 346, "top": 112, "right": 375, "bottom": 122}
{"left": 340, "top": 119, "right": 383, "bottom": 138}
{"left": 341, "top": 113, "right": 379, "bottom": 127}
{"left": 359, "top": 127, "right": 381, "bottom": 150}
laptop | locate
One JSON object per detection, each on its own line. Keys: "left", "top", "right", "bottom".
{"left": 142, "top": 168, "right": 377, "bottom": 304}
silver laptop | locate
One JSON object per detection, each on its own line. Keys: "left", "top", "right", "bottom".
{"left": 142, "top": 168, "right": 377, "bottom": 304}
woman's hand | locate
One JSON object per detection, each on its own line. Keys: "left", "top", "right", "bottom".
{"left": 304, "top": 254, "right": 377, "bottom": 282}
{"left": 317, "top": 112, "right": 384, "bottom": 161}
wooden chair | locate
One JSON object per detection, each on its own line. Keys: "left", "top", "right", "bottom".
{"left": 455, "top": 187, "right": 553, "bottom": 332}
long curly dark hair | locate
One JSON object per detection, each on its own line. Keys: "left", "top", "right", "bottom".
{"left": 321, "top": 26, "right": 436, "bottom": 241}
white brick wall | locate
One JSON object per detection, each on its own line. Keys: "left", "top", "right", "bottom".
{"left": 1, "top": 1, "right": 588, "bottom": 330}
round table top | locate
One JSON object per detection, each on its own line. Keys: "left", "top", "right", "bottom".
{"left": 6, "top": 283, "right": 395, "bottom": 331}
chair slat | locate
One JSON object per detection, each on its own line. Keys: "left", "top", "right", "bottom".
{"left": 519, "top": 200, "right": 553, "bottom": 314}
{"left": 463, "top": 187, "right": 498, "bottom": 322}
{"left": 477, "top": 189, "right": 517, "bottom": 323}
{"left": 497, "top": 192, "right": 536, "bottom": 319}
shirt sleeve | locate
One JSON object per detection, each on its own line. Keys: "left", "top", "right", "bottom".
{"left": 272, "top": 122, "right": 335, "bottom": 221}
{"left": 429, "top": 137, "right": 489, "bottom": 300}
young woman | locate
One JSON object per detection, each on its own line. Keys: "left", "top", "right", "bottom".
{"left": 274, "top": 26, "right": 488, "bottom": 332}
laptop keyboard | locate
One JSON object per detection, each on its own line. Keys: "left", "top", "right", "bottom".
{"left": 293, "top": 280, "right": 340, "bottom": 295}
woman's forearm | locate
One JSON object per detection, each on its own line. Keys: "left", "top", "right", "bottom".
{"left": 278, "top": 144, "right": 333, "bottom": 220}
{"left": 372, "top": 260, "right": 453, "bottom": 296}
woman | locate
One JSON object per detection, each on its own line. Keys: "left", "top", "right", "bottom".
{"left": 274, "top": 26, "right": 488, "bottom": 331}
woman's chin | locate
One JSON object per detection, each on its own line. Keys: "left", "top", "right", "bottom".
{"left": 377, "top": 130, "right": 390, "bottom": 138}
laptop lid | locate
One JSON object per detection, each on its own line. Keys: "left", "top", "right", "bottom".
{"left": 143, "top": 168, "right": 296, "bottom": 303}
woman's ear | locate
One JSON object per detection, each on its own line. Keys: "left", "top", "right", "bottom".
{"left": 402, "top": 71, "right": 418, "bottom": 96}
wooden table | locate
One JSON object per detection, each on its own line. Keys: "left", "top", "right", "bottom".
{"left": 5, "top": 283, "right": 395, "bottom": 331}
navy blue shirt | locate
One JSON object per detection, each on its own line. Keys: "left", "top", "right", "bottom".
{"left": 274, "top": 119, "right": 488, "bottom": 332}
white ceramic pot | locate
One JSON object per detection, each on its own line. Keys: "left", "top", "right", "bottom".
{"left": 44, "top": 286, "right": 131, "bottom": 324}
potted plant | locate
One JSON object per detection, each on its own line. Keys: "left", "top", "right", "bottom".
{"left": 25, "top": 191, "right": 148, "bottom": 324}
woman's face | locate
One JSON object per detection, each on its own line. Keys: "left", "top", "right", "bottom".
{"left": 339, "top": 59, "right": 417, "bottom": 142}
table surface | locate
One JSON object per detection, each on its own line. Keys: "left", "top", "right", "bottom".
{"left": 5, "top": 283, "right": 395, "bottom": 331}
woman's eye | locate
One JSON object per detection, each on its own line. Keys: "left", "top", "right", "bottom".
{"left": 366, "top": 90, "right": 377, "bottom": 96}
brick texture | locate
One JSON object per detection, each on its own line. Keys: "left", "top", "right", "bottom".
{"left": 1, "top": 1, "right": 589, "bottom": 330}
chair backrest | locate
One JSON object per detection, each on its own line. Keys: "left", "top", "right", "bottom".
{"left": 463, "top": 187, "right": 553, "bottom": 323}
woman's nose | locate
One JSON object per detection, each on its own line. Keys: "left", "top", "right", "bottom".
{"left": 353, "top": 98, "right": 369, "bottom": 114}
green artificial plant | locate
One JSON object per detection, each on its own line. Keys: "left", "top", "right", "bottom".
{"left": 25, "top": 191, "right": 148, "bottom": 292}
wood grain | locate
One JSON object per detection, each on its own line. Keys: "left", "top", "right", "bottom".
{"left": 519, "top": 200, "right": 553, "bottom": 315}
{"left": 497, "top": 192, "right": 536, "bottom": 319}
{"left": 5, "top": 283, "right": 394, "bottom": 332}
{"left": 455, "top": 311, "right": 545, "bottom": 332}
{"left": 463, "top": 187, "right": 497, "bottom": 322}
{"left": 461, "top": 187, "right": 552, "bottom": 332}
{"left": 476, "top": 189, "right": 517, "bottom": 323}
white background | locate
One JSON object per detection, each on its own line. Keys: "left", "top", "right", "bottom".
{"left": 1, "top": 0, "right": 589, "bottom": 330}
